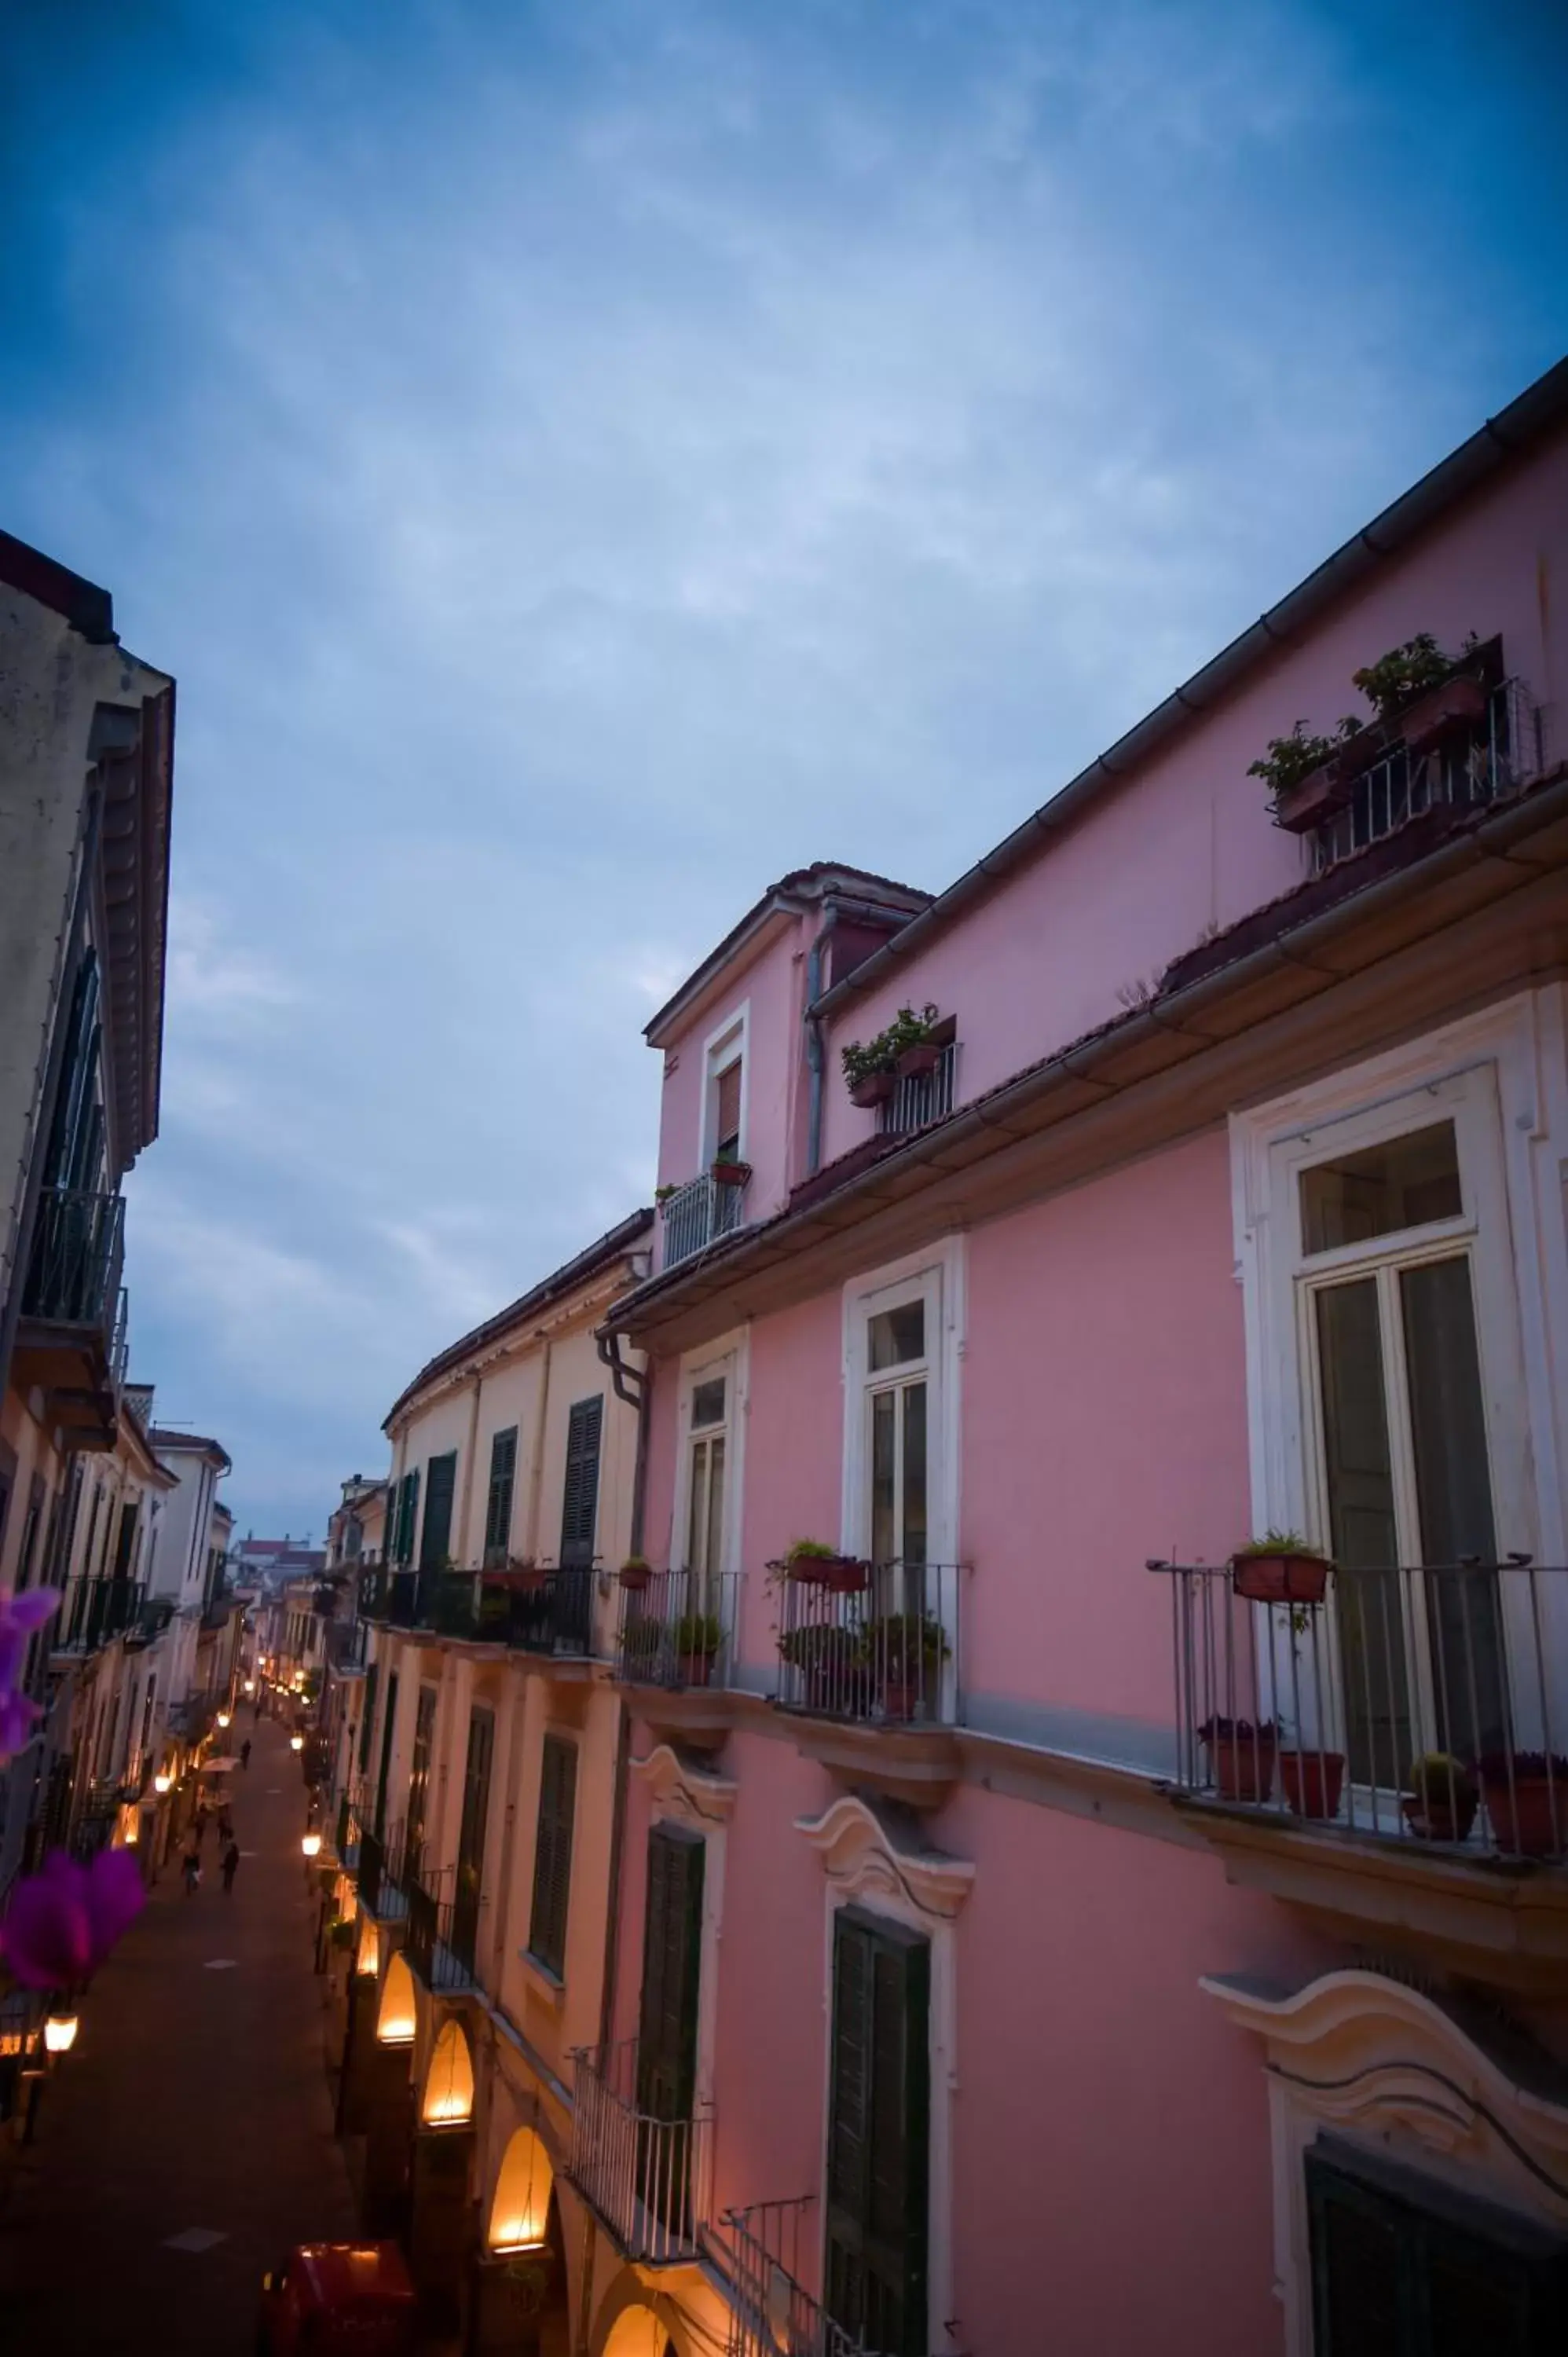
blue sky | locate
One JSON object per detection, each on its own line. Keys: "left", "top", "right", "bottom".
{"left": 3, "top": 0, "right": 1564, "bottom": 1538}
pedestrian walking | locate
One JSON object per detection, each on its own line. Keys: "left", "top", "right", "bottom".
{"left": 181, "top": 1844, "right": 201, "bottom": 1899}
{"left": 240, "top": 1738, "right": 252, "bottom": 1772}
{"left": 221, "top": 1839, "right": 240, "bottom": 1895}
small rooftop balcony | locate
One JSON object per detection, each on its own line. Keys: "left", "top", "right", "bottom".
{"left": 659, "top": 1168, "right": 748, "bottom": 1271}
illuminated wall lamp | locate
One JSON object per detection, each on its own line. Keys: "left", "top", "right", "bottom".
{"left": 290, "top": 1735, "right": 305, "bottom": 1753}
{"left": 301, "top": 1831, "right": 322, "bottom": 1859}
{"left": 44, "top": 2011, "right": 79, "bottom": 2057}
{"left": 153, "top": 1773, "right": 173, "bottom": 1796}
{"left": 216, "top": 1710, "right": 232, "bottom": 1728}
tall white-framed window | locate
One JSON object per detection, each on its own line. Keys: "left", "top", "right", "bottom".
{"left": 1233, "top": 992, "right": 1568, "bottom": 1783}
{"left": 671, "top": 1331, "right": 747, "bottom": 1625}
{"left": 841, "top": 1241, "right": 963, "bottom": 1644}
{"left": 700, "top": 1004, "right": 749, "bottom": 1171}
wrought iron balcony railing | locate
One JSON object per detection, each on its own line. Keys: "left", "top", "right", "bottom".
{"left": 21, "top": 1186, "right": 126, "bottom": 1330}
{"left": 877, "top": 1042, "right": 958, "bottom": 1140}
{"left": 613, "top": 1568, "right": 741, "bottom": 1691}
{"left": 718, "top": 2201, "right": 866, "bottom": 2357}
{"left": 52, "top": 1576, "right": 146, "bottom": 1656}
{"left": 1310, "top": 674, "right": 1543, "bottom": 873}
{"left": 405, "top": 1867, "right": 485, "bottom": 1993}
{"left": 774, "top": 1560, "right": 966, "bottom": 1728}
{"left": 660, "top": 1170, "right": 747, "bottom": 1271}
{"left": 356, "top": 1816, "right": 418, "bottom": 1919}
{"left": 567, "top": 2038, "right": 713, "bottom": 2264}
{"left": 1155, "top": 1556, "right": 1568, "bottom": 1859}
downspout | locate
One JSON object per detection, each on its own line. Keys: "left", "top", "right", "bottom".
{"left": 804, "top": 904, "right": 840, "bottom": 1180}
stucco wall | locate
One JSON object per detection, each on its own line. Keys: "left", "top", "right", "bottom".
{"left": 654, "top": 922, "right": 807, "bottom": 1240}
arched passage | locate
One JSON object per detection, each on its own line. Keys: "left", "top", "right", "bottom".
{"left": 488, "top": 2124, "right": 556, "bottom": 2250}
{"left": 421, "top": 2017, "right": 475, "bottom": 2126}
{"left": 376, "top": 1950, "right": 417, "bottom": 2045}
{"left": 602, "top": 2305, "right": 672, "bottom": 2357}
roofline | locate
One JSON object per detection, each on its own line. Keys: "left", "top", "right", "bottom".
{"left": 814, "top": 352, "right": 1568, "bottom": 1020}
{"left": 0, "top": 527, "right": 115, "bottom": 643}
{"left": 383, "top": 1207, "right": 656, "bottom": 1429}
{"left": 645, "top": 863, "right": 932, "bottom": 1048}
{"left": 148, "top": 1428, "right": 233, "bottom": 1475}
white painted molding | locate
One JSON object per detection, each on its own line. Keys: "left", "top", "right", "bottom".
{"left": 629, "top": 1743, "right": 738, "bottom": 1826}
{"left": 1204, "top": 1965, "right": 1568, "bottom": 2357}
{"left": 793, "top": 1793, "right": 974, "bottom": 1921}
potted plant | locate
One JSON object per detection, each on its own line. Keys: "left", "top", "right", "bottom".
{"left": 1197, "top": 1716, "right": 1277, "bottom": 1802}
{"left": 1401, "top": 1752, "right": 1478, "bottom": 1843}
{"left": 1478, "top": 1751, "right": 1568, "bottom": 1858}
{"left": 778, "top": 1622, "right": 863, "bottom": 1711}
{"left": 619, "top": 1615, "right": 663, "bottom": 1676}
{"left": 618, "top": 1556, "right": 653, "bottom": 1593}
{"left": 1352, "top": 632, "right": 1486, "bottom": 753}
{"left": 1230, "top": 1533, "right": 1332, "bottom": 1607}
{"left": 671, "top": 1611, "right": 721, "bottom": 1686}
{"left": 782, "top": 1540, "right": 870, "bottom": 1593}
{"left": 500, "top": 1554, "right": 549, "bottom": 1591}
{"left": 841, "top": 1037, "right": 896, "bottom": 1109}
{"left": 654, "top": 1182, "right": 677, "bottom": 1204}
{"left": 1248, "top": 719, "right": 1365, "bottom": 832}
{"left": 1279, "top": 1742, "right": 1345, "bottom": 1820}
{"left": 890, "top": 1003, "right": 943, "bottom": 1079}
{"left": 710, "top": 1154, "right": 751, "bottom": 1188}
{"left": 865, "top": 1611, "right": 949, "bottom": 1721}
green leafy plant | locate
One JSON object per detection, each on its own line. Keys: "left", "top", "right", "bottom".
{"left": 1350, "top": 632, "right": 1469, "bottom": 720}
{"left": 1247, "top": 719, "right": 1361, "bottom": 796}
{"left": 886, "top": 1003, "right": 940, "bottom": 1055}
{"left": 654, "top": 1182, "right": 676, "bottom": 1202}
{"left": 620, "top": 1615, "right": 662, "bottom": 1661}
{"left": 1234, "top": 1530, "right": 1324, "bottom": 1559}
{"left": 669, "top": 1611, "right": 720, "bottom": 1658}
{"left": 1407, "top": 1751, "right": 1476, "bottom": 1804}
{"left": 863, "top": 1611, "right": 950, "bottom": 1677}
{"left": 786, "top": 1538, "right": 842, "bottom": 1563}
{"left": 841, "top": 1036, "right": 896, "bottom": 1089}
{"left": 778, "top": 1623, "right": 860, "bottom": 1671}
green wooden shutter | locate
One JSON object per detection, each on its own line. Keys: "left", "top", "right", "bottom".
{"left": 559, "top": 1396, "right": 603, "bottom": 1569}
{"left": 1307, "top": 2140, "right": 1568, "bottom": 2356}
{"left": 358, "top": 1662, "right": 379, "bottom": 1775}
{"left": 826, "top": 1908, "right": 929, "bottom": 2357}
{"left": 374, "top": 1670, "right": 399, "bottom": 1835}
{"left": 484, "top": 1427, "right": 518, "bottom": 1565}
{"left": 405, "top": 1686, "right": 437, "bottom": 1874}
{"left": 396, "top": 1469, "right": 419, "bottom": 1567}
{"left": 419, "top": 1452, "right": 457, "bottom": 1571}
{"left": 636, "top": 1824, "right": 704, "bottom": 2123}
{"left": 527, "top": 1733, "right": 577, "bottom": 1978}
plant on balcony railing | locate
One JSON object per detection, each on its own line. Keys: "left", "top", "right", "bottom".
{"left": 668, "top": 1613, "right": 720, "bottom": 1687}
{"left": 1230, "top": 1532, "right": 1331, "bottom": 1606}
{"left": 775, "top": 1563, "right": 963, "bottom": 1727}
{"left": 841, "top": 1004, "right": 942, "bottom": 1109}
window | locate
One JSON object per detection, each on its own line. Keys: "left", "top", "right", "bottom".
{"left": 394, "top": 1469, "right": 419, "bottom": 1567}
{"left": 700, "top": 1007, "right": 747, "bottom": 1171}
{"left": 637, "top": 1824, "right": 704, "bottom": 2123}
{"left": 42, "top": 951, "right": 105, "bottom": 1193}
{"left": 866, "top": 1296, "right": 928, "bottom": 1573}
{"left": 713, "top": 1059, "right": 743, "bottom": 1166}
{"left": 1306, "top": 2139, "right": 1567, "bottom": 2355}
{"left": 373, "top": 1670, "right": 399, "bottom": 1834}
{"left": 559, "top": 1397, "right": 603, "bottom": 1569}
{"left": 825, "top": 1907, "right": 930, "bottom": 2357}
{"left": 454, "top": 1705, "right": 494, "bottom": 1961}
{"left": 111, "top": 1500, "right": 138, "bottom": 1584}
{"left": 419, "top": 1453, "right": 457, "bottom": 1571}
{"left": 406, "top": 1686, "right": 437, "bottom": 1879}
{"left": 485, "top": 1427, "right": 518, "bottom": 1567}
{"left": 527, "top": 1733, "right": 577, "bottom": 1979}
{"left": 686, "top": 1376, "right": 727, "bottom": 1600}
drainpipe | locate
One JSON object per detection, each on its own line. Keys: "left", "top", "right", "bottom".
{"left": 522, "top": 1335, "right": 553, "bottom": 1561}
{"left": 595, "top": 1328, "right": 649, "bottom": 1556}
{"left": 804, "top": 904, "right": 840, "bottom": 1180}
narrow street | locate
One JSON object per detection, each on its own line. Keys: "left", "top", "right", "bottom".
{"left": 0, "top": 1715, "right": 356, "bottom": 2352}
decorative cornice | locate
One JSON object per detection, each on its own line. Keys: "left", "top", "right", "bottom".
{"left": 630, "top": 1743, "right": 738, "bottom": 1826}
{"left": 793, "top": 1793, "right": 974, "bottom": 1921}
{"left": 1203, "top": 1967, "right": 1568, "bottom": 2210}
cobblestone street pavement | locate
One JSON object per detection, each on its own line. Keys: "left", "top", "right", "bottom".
{"left": 0, "top": 1715, "right": 356, "bottom": 2352}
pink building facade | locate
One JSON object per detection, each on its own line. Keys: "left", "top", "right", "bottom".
{"left": 581, "top": 358, "right": 1568, "bottom": 2357}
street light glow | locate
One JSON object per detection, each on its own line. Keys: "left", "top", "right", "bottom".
{"left": 217, "top": 1710, "right": 231, "bottom": 1728}
{"left": 301, "top": 1831, "right": 322, "bottom": 1858}
{"left": 44, "top": 2012, "right": 79, "bottom": 2056}
{"left": 290, "top": 1735, "right": 305, "bottom": 1752}
{"left": 153, "top": 1772, "right": 172, "bottom": 1796}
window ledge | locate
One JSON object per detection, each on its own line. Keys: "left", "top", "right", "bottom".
{"left": 517, "top": 1948, "right": 566, "bottom": 2007}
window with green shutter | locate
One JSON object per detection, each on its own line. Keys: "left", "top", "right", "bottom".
{"left": 825, "top": 1907, "right": 930, "bottom": 2357}
{"left": 1307, "top": 2138, "right": 1568, "bottom": 2355}
{"left": 484, "top": 1427, "right": 518, "bottom": 1567}
{"left": 405, "top": 1685, "right": 437, "bottom": 1879}
{"left": 394, "top": 1468, "right": 419, "bottom": 1567}
{"left": 559, "top": 1396, "right": 603, "bottom": 1569}
{"left": 419, "top": 1452, "right": 457, "bottom": 1571}
{"left": 374, "top": 1670, "right": 399, "bottom": 1835}
{"left": 527, "top": 1732, "right": 578, "bottom": 1979}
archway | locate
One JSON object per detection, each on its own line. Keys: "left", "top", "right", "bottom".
{"left": 602, "top": 2305, "right": 672, "bottom": 2357}
{"left": 376, "top": 1950, "right": 417, "bottom": 2044}
{"left": 422, "top": 2018, "right": 475, "bottom": 2127}
{"left": 488, "top": 2124, "right": 556, "bottom": 2251}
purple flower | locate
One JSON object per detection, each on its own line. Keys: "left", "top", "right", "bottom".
{"left": 0, "top": 1588, "right": 61, "bottom": 1692}
{"left": 0, "top": 1846, "right": 144, "bottom": 1990}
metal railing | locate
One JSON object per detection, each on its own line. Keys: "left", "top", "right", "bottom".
{"left": 613, "top": 1568, "right": 741, "bottom": 1690}
{"left": 358, "top": 1563, "right": 599, "bottom": 1655}
{"left": 405, "top": 1868, "right": 485, "bottom": 1992}
{"left": 1311, "top": 676, "right": 1543, "bottom": 873}
{"left": 719, "top": 2201, "right": 859, "bottom": 2357}
{"left": 1156, "top": 1557, "right": 1568, "bottom": 1857}
{"left": 775, "top": 1560, "right": 965, "bottom": 1728}
{"left": 356, "top": 1816, "right": 416, "bottom": 1919}
{"left": 567, "top": 2038, "right": 713, "bottom": 2264}
{"left": 878, "top": 1042, "right": 958, "bottom": 1139}
{"left": 20, "top": 1185, "right": 126, "bottom": 1329}
{"left": 661, "top": 1171, "right": 747, "bottom": 1271}
{"left": 53, "top": 1576, "right": 146, "bottom": 1655}
{"left": 325, "top": 1618, "right": 368, "bottom": 1672}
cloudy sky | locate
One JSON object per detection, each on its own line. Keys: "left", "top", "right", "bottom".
{"left": 3, "top": 0, "right": 1564, "bottom": 1538}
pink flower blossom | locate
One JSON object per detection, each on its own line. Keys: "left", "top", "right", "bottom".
{"left": 0, "top": 1846, "right": 145, "bottom": 1990}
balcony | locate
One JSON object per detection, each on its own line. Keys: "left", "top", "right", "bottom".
{"left": 405, "top": 1868, "right": 485, "bottom": 1994}
{"left": 1309, "top": 673, "right": 1542, "bottom": 873}
{"left": 613, "top": 1568, "right": 741, "bottom": 1691}
{"left": 877, "top": 1042, "right": 957, "bottom": 1139}
{"left": 50, "top": 1576, "right": 146, "bottom": 1658}
{"left": 12, "top": 1187, "right": 127, "bottom": 1450}
{"left": 1157, "top": 1556, "right": 1568, "bottom": 1860}
{"left": 566, "top": 2038, "right": 712, "bottom": 2265}
{"left": 716, "top": 2201, "right": 939, "bottom": 2357}
{"left": 355, "top": 1818, "right": 416, "bottom": 1922}
{"left": 775, "top": 1561, "right": 965, "bottom": 1730}
{"left": 660, "top": 1171, "right": 747, "bottom": 1271}
{"left": 429, "top": 1564, "right": 599, "bottom": 1655}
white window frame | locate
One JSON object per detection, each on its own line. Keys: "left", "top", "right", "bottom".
{"left": 698, "top": 1001, "right": 749, "bottom": 1172}
{"left": 841, "top": 1238, "right": 964, "bottom": 1574}
{"left": 1231, "top": 988, "right": 1568, "bottom": 1740}
{"left": 669, "top": 1328, "right": 748, "bottom": 1637}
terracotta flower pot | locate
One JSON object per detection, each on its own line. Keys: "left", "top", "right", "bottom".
{"left": 1280, "top": 1750, "right": 1344, "bottom": 1820}
{"left": 710, "top": 1159, "right": 751, "bottom": 1187}
{"left": 618, "top": 1565, "right": 652, "bottom": 1593}
{"left": 1231, "top": 1551, "right": 1330, "bottom": 1606}
{"left": 880, "top": 1677, "right": 920, "bottom": 1723}
{"left": 677, "top": 1652, "right": 714, "bottom": 1688}
{"left": 849, "top": 1070, "right": 895, "bottom": 1109}
{"left": 1272, "top": 752, "right": 1358, "bottom": 834}
{"left": 1482, "top": 1774, "right": 1566, "bottom": 1858}
{"left": 1402, "top": 673, "right": 1486, "bottom": 753}
{"left": 1204, "top": 1734, "right": 1277, "bottom": 1802}
{"left": 896, "top": 1041, "right": 941, "bottom": 1079}
{"left": 787, "top": 1554, "right": 869, "bottom": 1591}
{"left": 1401, "top": 1790, "right": 1478, "bottom": 1844}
